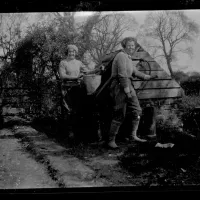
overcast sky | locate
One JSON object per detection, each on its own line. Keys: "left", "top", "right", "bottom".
{"left": 2, "top": 11, "right": 200, "bottom": 74}
{"left": 75, "top": 10, "right": 200, "bottom": 74}
{"left": 131, "top": 10, "right": 200, "bottom": 74}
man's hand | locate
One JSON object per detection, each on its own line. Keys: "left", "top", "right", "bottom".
{"left": 150, "top": 74, "right": 158, "bottom": 79}
{"left": 144, "top": 74, "right": 158, "bottom": 80}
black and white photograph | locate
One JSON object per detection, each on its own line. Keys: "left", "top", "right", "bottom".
{"left": 1, "top": 0, "right": 200, "bottom": 195}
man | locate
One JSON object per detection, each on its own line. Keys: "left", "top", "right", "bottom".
{"left": 107, "top": 37, "right": 157, "bottom": 149}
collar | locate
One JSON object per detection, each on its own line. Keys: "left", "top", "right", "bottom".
{"left": 66, "top": 56, "right": 76, "bottom": 61}
{"left": 121, "top": 49, "right": 132, "bottom": 59}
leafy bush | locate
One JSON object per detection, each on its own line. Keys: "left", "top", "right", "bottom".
{"left": 173, "top": 70, "right": 189, "bottom": 84}
{"left": 177, "top": 95, "right": 200, "bottom": 135}
{"left": 156, "top": 107, "right": 183, "bottom": 143}
{"left": 177, "top": 95, "right": 200, "bottom": 111}
{"left": 155, "top": 95, "right": 200, "bottom": 141}
{"left": 181, "top": 75, "right": 200, "bottom": 96}
{"left": 8, "top": 22, "right": 75, "bottom": 119}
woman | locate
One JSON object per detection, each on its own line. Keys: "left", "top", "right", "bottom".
{"left": 107, "top": 37, "right": 156, "bottom": 149}
{"left": 58, "top": 44, "right": 86, "bottom": 140}
{"left": 59, "top": 44, "right": 85, "bottom": 81}
{"left": 82, "top": 51, "right": 96, "bottom": 73}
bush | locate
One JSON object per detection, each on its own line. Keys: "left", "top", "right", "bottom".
{"left": 153, "top": 94, "right": 200, "bottom": 142}
{"left": 177, "top": 95, "right": 200, "bottom": 136}
{"left": 156, "top": 108, "right": 183, "bottom": 143}
{"left": 181, "top": 75, "right": 200, "bottom": 96}
{"left": 155, "top": 95, "right": 200, "bottom": 139}
{"left": 177, "top": 95, "right": 200, "bottom": 111}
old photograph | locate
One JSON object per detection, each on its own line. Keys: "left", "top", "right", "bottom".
{"left": 1, "top": 3, "right": 200, "bottom": 193}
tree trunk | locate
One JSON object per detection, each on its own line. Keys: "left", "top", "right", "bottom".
{"left": 167, "top": 60, "right": 174, "bottom": 78}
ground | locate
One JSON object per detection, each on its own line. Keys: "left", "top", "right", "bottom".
{"left": 1, "top": 115, "right": 200, "bottom": 192}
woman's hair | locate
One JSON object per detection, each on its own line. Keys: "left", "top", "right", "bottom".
{"left": 121, "top": 37, "right": 137, "bottom": 48}
{"left": 83, "top": 51, "right": 92, "bottom": 59}
{"left": 66, "top": 44, "right": 78, "bottom": 55}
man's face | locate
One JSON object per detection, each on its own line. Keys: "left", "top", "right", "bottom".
{"left": 68, "top": 49, "right": 76, "bottom": 59}
{"left": 125, "top": 41, "right": 136, "bottom": 55}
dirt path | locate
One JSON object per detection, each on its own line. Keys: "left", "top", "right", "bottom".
{"left": 0, "top": 120, "right": 120, "bottom": 188}
{"left": 1, "top": 116, "right": 200, "bottom": 189}
{"left": 6, "top": 123, "right": 159, "bottom": 187}
{"left": 0, "top": 118, "right": 144, "bottom": 188}
{"left": 0, "top": 128, "right": 58, "bottom": 189}
{"left": 3, "top": 125, "right": 107, "bottom": 188}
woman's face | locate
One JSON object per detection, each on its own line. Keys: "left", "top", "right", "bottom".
{"left": 68, "top": 49, "right": 76, "bottom": 60}
{"left": 124, "top": 40, "right": 136, "bottom": 55}
{"left": 83, "top": 54, "right": 91, "bottom": 65}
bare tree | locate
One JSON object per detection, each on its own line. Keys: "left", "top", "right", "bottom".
{"left": 30, "top": 11, "right": 138, "bottom": 63}
{"left": 81, "top": 12, "right": 138, "bottom": 62}
{"left": 0, "top": 13, "right": 28, "bottom": 63}
{"left": 36, "top": 12, "right": 82, "bottom": 44}
{"left": 138, "top": 11, "right": 199, "bottom": 77}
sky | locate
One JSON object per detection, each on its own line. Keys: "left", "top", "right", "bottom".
{"left": 1, "top": 11, "right": 200, "bottom": 74}
{"left": 75, "top": 10, "right": 200, "bottom": 74}
{"left": 133, "top": 10, "right": 200, "bottom": 74}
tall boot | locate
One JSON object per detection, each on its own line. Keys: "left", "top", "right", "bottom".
{"left": 130, "top": 119, "right": 147, "bottom": 142}
{"left": 108, "top": 120, "right": 121, "bottom": 149}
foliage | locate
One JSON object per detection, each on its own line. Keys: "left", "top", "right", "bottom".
{"left": 155, "top": 106, "right": 183, "bottom": 143}
{"left": 155, "top": 69, "right": 200, "bottom": 138}
{"left": 181, "top": 74, "right": 200, "bottom": 96}
{"left": 0, "top": 12, "right": 139, "bottom": 120}
{"left": 176, "top": 95, "right": 200, "bottom": 113}
{"left": 173, "top": 70, "right": 189, "bottom": 84}
{"left": 176, "top": 95, "right": 200, "bottom": 136}
{"left": 4, "top": 13, "right": 83, "bottom": 117}
{"left": 155, "top": 93, "right": 200, "bottom": 141}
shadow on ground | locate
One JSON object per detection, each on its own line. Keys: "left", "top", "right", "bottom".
{"left": 2, "top": 116, "right": 200, "bottom": 187}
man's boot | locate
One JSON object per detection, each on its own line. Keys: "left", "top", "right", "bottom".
{"left": 130, "top": 118, "right": 147, "bottom": 143}
{"left": 107, "top": 120, "right": 121, "bottom": 149}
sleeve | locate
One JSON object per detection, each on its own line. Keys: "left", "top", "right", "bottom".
{"left": 116, "top": 53, "right": 129, "bottom": 89}
{"left": 132, "top": 64, "right": 146, "bottom": 80}
{"left": 80, "top": 62, "right": 88, "bottom": 74}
